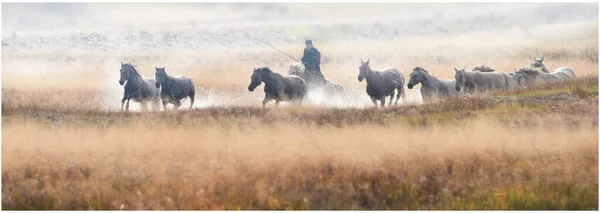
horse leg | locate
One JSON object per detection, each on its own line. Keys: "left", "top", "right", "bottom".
{"left": 125, "top": 98, "right": 131, "bottom": 112}
{"left": 144, "top": 101, "right": 150, "bottom": 112}
{"left": 275, "top": 99, "right": 281, "bottom": 107}
{"left": 174, "top": 100, "right": 182, "bottom": 110}
{"left": 121, "top": 97, "right": 127, "bottom": 111}
{"left": 396, "top": 87, "right": 404, "bottom": 105}
{"left": 388, "top": 94, "right": 395, "bottom": 107}
{"left": 151, "top": 94, "right": 161, "bottom": 112}
{"left": 189, "top": 92, "right": 195, "bottom": 110}
{"left": 162, "top": 100, "right": 168, "bottom": 111}
{"left": 262, "top": 97, "right": 272, "bottom": 108}
{"left": 380, "top": 98, "right": 386, "bottom": 108}
{"left": 371, "top": 97, "right": 378, "bottom": 108}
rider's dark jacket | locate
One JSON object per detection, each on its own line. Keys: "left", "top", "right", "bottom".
{"left": 301, "top": 47, "right": 326, "bottom": 85}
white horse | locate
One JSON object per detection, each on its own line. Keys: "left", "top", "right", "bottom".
{"left": 513, "top": 66, "right": 575, "bottom": 87}
{"left": 287, "top": 63, "right": 346, "bottom": 102}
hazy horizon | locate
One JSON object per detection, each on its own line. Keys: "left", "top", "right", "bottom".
{"left": 3, "top": 3, "right": 597, "bottom": 54}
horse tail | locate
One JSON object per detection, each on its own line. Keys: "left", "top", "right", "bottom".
{"left": 398, "top": 82, "right": 406, "bottom": 103}
{"left": 569, "top": 69, "right": 576, "bottom": 78}
{"left": 187, "top": 78, "right": 195, "bottom": 109}
{"left": 396, "top": 72, "right": 406, "bottom": 104}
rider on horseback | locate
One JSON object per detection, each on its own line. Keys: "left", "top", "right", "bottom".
{"left": 301, "top": 39, "right": 326, "bottom": 86}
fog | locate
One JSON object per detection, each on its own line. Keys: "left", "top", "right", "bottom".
{"left": 3, "top": 3, "right": 597, "bottom": 54}
{"left": 2, "top": 3, "right": 598, "bottom": 110}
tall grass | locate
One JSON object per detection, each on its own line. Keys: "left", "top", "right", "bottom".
{"left": 2, "top": 116, "right": 597, "bottom": 210}
{"left": 2, "top": 3, "right": 598, "bottom": 209}
{"left": 2, "top": 77, "right": 598, "bottom": 210}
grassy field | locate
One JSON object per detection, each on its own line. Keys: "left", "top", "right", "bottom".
{"left": 2, "top": 2, "right": 599, "bottom": 210}
{"left": 2, "top": 76, "right": 598, "bottom": 210}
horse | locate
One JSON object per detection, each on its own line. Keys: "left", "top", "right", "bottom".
{"left": 118, "top": 62, "right": 161, "bottom": 112}
{"left": 473, "top": 65, "right": 519, "bottom": 88}
{"left": 513, "top": 66, "right": 575, "bottom": 86}
{"left": 454, "top": 67, "right": 512, "bottom": 94}
{"left": 154, "top": 66, "right": 195, "bottom": 110}
{"left": 287, "top": 63, "right": 346, "bottom": 100}
{"left": 528, "top": 56, "right": 576, "bottom": 77}
{"left": 357, "top": 59, "right": 406, "bottom": 107}
{"left": 248, "top": 67, "right": 308, "bottom": 108}
{"left": 512, "top": 68, "right": 532, "bottom": 87}
{"left": 407, "top": 66, "right": 457, "bottom": 101}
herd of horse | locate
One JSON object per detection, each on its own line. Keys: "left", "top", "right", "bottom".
{"left": 117, "top": 56, "right": 576, "bottom": 111}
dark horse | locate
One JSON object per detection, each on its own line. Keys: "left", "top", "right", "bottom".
{"left": 155, "top": 67, "right": 195, "bottom": 110}
{"left": 248, "top": 67, "right": 307, "bottom": 108}
{"left": 118, "top": 62, "right": 161, "bottom": 112}
{"left": 358, "top": 59, "right": 406, "bottom": 107}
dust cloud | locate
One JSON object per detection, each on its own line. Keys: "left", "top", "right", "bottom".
{"left": 2, "top": 3, "right": 597, "bottom": 110}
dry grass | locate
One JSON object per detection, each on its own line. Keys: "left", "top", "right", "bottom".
{"left": 2, "top": 76, "right": 598, "bottom": 210}
{"left": 2, "top": 6, "right": 598, "bottom": 209}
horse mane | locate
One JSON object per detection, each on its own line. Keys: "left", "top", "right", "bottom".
{"left": 516, "top": 67, "right": 538, "bottom": 74}
{"left": 125, "top": 63, "right": 141, "bottom": 76}
{"left": 258, "top": 67, "right": 274, "bottom": 74}
{"left": 413, "top": 66, "right": 429, "bottom": 74}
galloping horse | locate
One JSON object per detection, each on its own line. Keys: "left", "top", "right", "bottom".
{"left": 357, "top": 59, "right": 406, "bottom": 107}
{"left": 248, "top": 67, "right": 308, "bottom": 108}
{"left": 154, "top": 66, "right": 195, "bottom": 110}
{"left": 118, "top": 62, "right": 161, "bottom": 112}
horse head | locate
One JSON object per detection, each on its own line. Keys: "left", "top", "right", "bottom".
{"left": 454, "top": 67, "right": 467, "bottom": 92}
{"left": 358, "top": 58, "right": 371, "bottom": 82}
{"left": 287, "top": 62, "right": 305, "bottom": 76}
{"left": 248, "top": 67, "right": 264, "bottom": 92}
{"left": 119, "top": 62, "right": 134, "bottom": 85}
{"left": 407, "top": 66, "right": 428, "bottom": 89}
{"left": 155, "top": 66, "right": 167, "bottom": 88}
{"left": 529, "top": 56, "right": 548, "bottom": 73}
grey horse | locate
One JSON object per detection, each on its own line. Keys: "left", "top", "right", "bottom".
{"left": 287, "top": 63, "right": 346, "bottom": 100}
{"left": 513, "top": 66, "right": 575, "bottom": 87}
{"left": 454, "top": 67, "right": 512, "bottom": 94}
{"left": 248, "top": 67, "right": 308, "bottom": 108}
{"left": 528, "top": 56, "right": 551, "bottom": 73}
{"left": 473, "top": 65, "right": 519, "bottom": 87}
{"left": 155, "top": 66, "right": 195, "bottom": 110}
{"left": 407, "top": 66, "right": 456, "bottom": 101}
{"left": 528, "top": 56, "right": 576, "bottom": 78}
{"left": 512, "top": 68, "right": 532, "bottom": 87}
{"left": 357, "top": 59, "right": 406, "bottom": 107}
{"left": 118, "top": 62, "right": 161, "bottom": 112}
